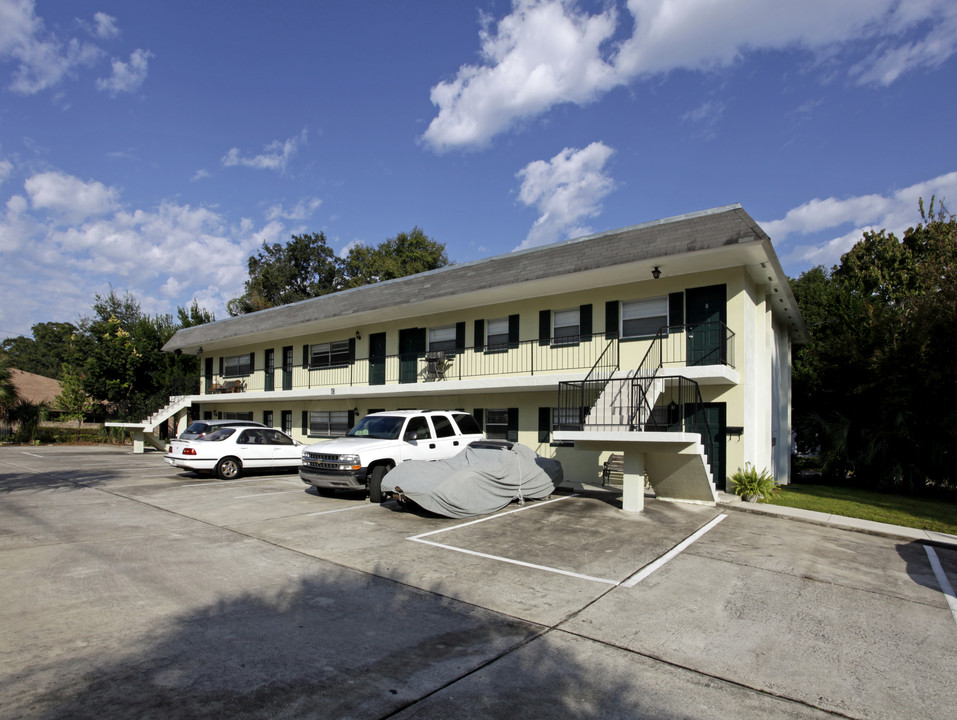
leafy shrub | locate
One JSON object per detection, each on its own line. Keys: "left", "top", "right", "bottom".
{"left": 731, "top": 464, "right": 778, "bottom": 502}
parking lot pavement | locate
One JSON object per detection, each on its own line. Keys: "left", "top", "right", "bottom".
{"left": 1, "top": 445, "right": 955, "bottom": 719}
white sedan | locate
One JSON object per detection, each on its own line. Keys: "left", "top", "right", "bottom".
{"left": 165, "top": 426, "right": 303, "bottom": 480}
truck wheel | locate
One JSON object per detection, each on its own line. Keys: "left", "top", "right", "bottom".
{"left": 216, "top": 457, "right": 242, "bottom": 480}
{"left": 368, "top": 464, "right": 391, "bottom": 503}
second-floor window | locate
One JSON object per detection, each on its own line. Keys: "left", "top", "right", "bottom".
{"left": 223, "top": 354, "right": 253, "bottom": 377}
{"left": 553, "top": 308, "right": 580, "bottom": 345}
{"left": 486, "top": 318, "right": 510, "bottom": 350}
{"left": 429, "top": 325, "right": 457, "bottom": 353}
{"left": 310, "top": 340, "right": 351, "bottom": 368}
{"left": 622, "top": 297, "right": 668, "bottom": 338}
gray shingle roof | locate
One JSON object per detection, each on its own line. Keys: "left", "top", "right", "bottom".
{"left": 164, "top": 204, "right": 801, "bottom": 352}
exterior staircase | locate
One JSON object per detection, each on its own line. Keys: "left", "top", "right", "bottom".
{"left": 105, "top": 394, "right": 192, "bottom": 453}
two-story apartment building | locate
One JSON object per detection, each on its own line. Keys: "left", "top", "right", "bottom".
{"left": 160, "top": 204, "right": 806, "bottom": 511}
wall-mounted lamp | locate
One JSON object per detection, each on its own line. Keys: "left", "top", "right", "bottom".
{"left": 651, "top": 266, "right": 661, "bottom": 279}
{"left": 197, "top": 346, "right": 203, "bottom": 355}
{"left": 353, "top": 407, "right": 359, "bottom": 416}
{"left": 355, "top": 330, "right": 361, "bottom": 340}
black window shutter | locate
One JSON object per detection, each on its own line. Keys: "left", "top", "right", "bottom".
{"left": 455, "top": 321, "right": 466, "bottom": 353}
{"left": 508, "top": 314, "right": 520, "bottom": 347}
{"left": 248, "top": 352, "right": 255, "bottom": 373}
{"left": 302, "top": 344, "right": 309, "bottom": 367}
{"left": 348, "top": 337, "right": 356, "bottom": 362}
{"left": 218, "top": 357, "right": 224, "bottom": 376}
{"left": 474, "top": 408, "right": 484, "bottom": 430}
{"left": 669, "top": 292, "right": 685, "bottom": 332}
{"left": 347, "top": 410, "right": 355, "bottom": 429}
{"left": 605, "top": 300, "right": 619, "bottom": 339}
{"left": 539, "top": 310, "right": 551, "bottom": 346}
{"left": 538, "top": 407, "right": 551, "bottom": 443}
{"left": 507, "top": 408, "right": 519, "bottom": 442}
{"left": 474, "top": 319, "right": 485, "bottom": 352}
{"left": 301, "top": 411, "right": 308, "bottom": 434}
{"left": 580, "top": 304, "right": 593, "bottom": 341}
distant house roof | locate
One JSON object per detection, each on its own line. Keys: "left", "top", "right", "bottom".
{"left": 164, "top": 204, "right": 806, "bottom": 353}
{"left": 10, "top": 369, "right": 62, "bottom": 408}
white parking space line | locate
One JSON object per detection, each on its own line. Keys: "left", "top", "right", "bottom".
{"left": 412, "top": 537, "right": 619, "bottom": 585}
{"left": 925, "top": 545, "right": 957, "bottom": 626}
{"left": 407, "top": 495, "right": 624, "bottom": 585}
{"left": 307, "top": 503, "right": 378, "bottom": 517}
{"left": 235, "top": 489, "right": 306, "bottom": 499}
{"left": 181, "top": 477, "right": 296, "bottom": 488}
{"left": 620, "top": 514, "right": 728, "bottom": 587}
{"left": 408, "top": 494, "right": 579, "bottom": 542}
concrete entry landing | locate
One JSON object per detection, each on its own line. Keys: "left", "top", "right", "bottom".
{"left": 557, "top": 431, "right": 718, "bottom": 511}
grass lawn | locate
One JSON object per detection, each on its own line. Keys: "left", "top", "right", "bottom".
{"left": 768, "top": 484, "right": 957, "bottom": 536}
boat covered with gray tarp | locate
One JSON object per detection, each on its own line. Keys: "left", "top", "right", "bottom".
{"left": 382, "top": 441, "right": 563, "bottom": 518}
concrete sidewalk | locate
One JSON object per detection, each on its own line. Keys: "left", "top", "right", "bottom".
{"left": 717, "top": 491, "right": 957, "bottom": 549}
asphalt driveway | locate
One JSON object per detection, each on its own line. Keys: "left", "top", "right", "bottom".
{"left": 0, "top": 445, "right": 954, "bottom": 719}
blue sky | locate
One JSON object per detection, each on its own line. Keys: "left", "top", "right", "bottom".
{"left": 2, "top": 0, "right": 956, "bottom": 340}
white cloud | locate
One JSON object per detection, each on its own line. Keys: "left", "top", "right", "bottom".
{"left": 0, "top": 157, "right": 13, "bottom": 185}
{"left": 0, "top": 0, "right": 101, "bottom": 94}
{"left": 763, "top": 170, "right": 957, "bottom": 268}
{"left": 515, "top": 141, "right": 615, "bottom": 249}
{"left": 92, "top": 12, "right": 119, "bottom": 40}
{"left": 423, "top": 0, "right": 957, "bottom": 151}
{"left": 222, "top": 129, "right": 308, "bottom": 174}
{"left": 24, "top": 171, "right": 118, "bottom": 222}
{"left": 0, "top": 167, "right": 304, "bottom": 333}
{"left": 96, "top": 48, "right": 152, "bottom": 95}
{"left": 265, "top": 196, "right": 322, "bottom": 222}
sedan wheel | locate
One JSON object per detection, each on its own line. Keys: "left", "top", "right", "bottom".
{"left": 216, "top": 457, "right": 243, "bottom": 480}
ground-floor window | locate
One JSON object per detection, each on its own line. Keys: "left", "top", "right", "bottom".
{"left": 281, "top": 410, "right": 292, "bottom": 435}
{"left": 309, "top": 410, "right": 351, "bottom": 437}
{"left": 223, "top": 411, "right": 253, "bottom": 421}
{"left": 263, "top": 410, "right": 273, "bottom": 428}
{"left": 479, "top": 407, "right": 518, "bottom": 442}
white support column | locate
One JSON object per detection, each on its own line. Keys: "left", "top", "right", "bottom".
{"left": 132, "top": 429, "right": 145, "bottom": 454}
{"left": 622, "top": 450, "right": 646, "bottom": 512}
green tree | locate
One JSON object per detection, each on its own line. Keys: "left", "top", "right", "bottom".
{"left": 72, "top": 290, "right": 211, "bottom": 421}
{"left": 228, "top": 227, "right": 450, "bottom": 314}
{"left": 0, "top": 358, "right": 18, "bottom": 434}
{"left": 55, "top": 364, "right": 96, "bottom": 441}
{"left": 228, "top": 232, "right": 339, "bottom": 315}
{"left": 340, "top": 227, "right": 449, "bottom": 288}
{"left": 791, "top": 199, "right": 957, "bottom": 493}
{"left": 0, "top": 321, "right": 77, "bottom": 378}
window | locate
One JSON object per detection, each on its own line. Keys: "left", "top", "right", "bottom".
{"left": 281, "top": 410, "right": 292, "bottom": 435}
{"left": 223, "top": 354, "right": 252, "bottom": 377}
{"left": 622, "top": 297, "right": 668, "bottom": 338}
{"left": 486, "top": 318, "right": 510, "bottom": 350}
{"left": 405, "top": 416, "right": 433, "bottom": 440}
{"left": 485, "top": 409, "right": 510, "bottom": 440}
{"left": 452, "top": 413, "right": 482, "bottom": 436}
{"left": 309, "top": 410, "right": 351, "bottom": 437}
{"left": 432, "top": 415, "right": 456, "bottom": 438}
{"left": 428, "top": 325, "right": 457, "bottom": 353}
{"left": 553, "top": 308, "right": 580, "bottom": 345}
{"left": 223, "top": 411, "right": 253, "bottom": 421}
{"left": 310, "top": 340, "right": 351, "bottom": 368}
{"left": 263, "top": 410, "right": 274, "bottom": 428}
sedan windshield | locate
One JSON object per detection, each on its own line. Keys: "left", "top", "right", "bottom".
{"left": 346, "top": 416, "right": 405, "bottom": 440}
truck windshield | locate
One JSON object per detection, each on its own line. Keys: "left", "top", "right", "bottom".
{"left": 346, "top": 416, "right": 405, "bottom": 440}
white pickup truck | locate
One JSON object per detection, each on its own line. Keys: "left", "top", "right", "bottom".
{"left": 299, "top": 410, "right": 484, "bottom": 502}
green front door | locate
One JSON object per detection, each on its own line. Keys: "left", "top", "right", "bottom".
{"left": 686, "top": 284, "right": 727, "bottom": 366}
{"left": 399, "top": 328, "right": 426, "bottom": 384}
{"left": 687, "top": 402, "right": 726, "bottom": 489}
{"left": 368, "top": 332, "right": 386, "bottom": 386}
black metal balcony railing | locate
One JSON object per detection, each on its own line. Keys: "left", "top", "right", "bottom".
{"left": 202, "top": 322, "right": 735, "bottom": 396}
{"left": 556, "top": 375, "right": 715, "bottom": 477}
